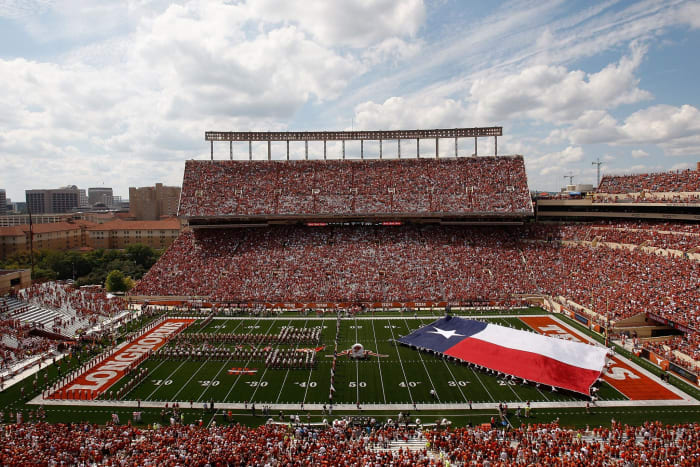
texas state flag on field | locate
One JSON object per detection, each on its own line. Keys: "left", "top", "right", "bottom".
{"left": 398, "top": 316, "right": 608, "bottom": 395}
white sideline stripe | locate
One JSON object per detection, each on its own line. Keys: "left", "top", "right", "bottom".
{"left": 471, "top": 324, "right": 608, "bottom": 372}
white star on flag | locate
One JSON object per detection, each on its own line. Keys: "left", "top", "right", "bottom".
{"left": 429, "top": 327, "right": 464, "bottom": 339}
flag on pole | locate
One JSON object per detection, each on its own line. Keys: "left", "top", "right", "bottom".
{"left": 398, "top": 316, "right": 607, "bottom": 395}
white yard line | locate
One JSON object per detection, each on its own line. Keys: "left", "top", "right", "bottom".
{"left": 469, "top": 366, "right": 495, "bottom": 403}
{"left": 221, "top": 319, "right": 276, "bottom": 402}
{"left": 387, "top": 322, "right": 415, "bottom": 405}
{"left": 194, "top": 318, "right": 248, "bottom": 402}
{"left": 369, "top": 319, "right": 387, "bottom": 404}
{"left": 354, "top": 317, "right": 360, "bottom": 404}
{"left": 275, "top": 319, "right": 309, "bottom": 404}
{"left": 248, "top": 320, "right": 293, "bottom": 402}
{"left": 403, "top": 318, "right": 441, "bottom": 402}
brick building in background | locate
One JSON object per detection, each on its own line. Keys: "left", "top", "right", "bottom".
{"left": 129, "top": 183, "right": 180, "bottom": 220}
{"left": 0, "top": 220, "right": 95, "bottom": 259}
{"left": 87, "top": 218, "right": 181, "bottom": 250}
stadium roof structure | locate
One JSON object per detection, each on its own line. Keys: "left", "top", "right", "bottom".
{"left": 205, "top": 127, "right": 503, "bottom": 160}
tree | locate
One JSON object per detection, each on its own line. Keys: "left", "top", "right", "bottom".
{"left": 126, "top": 243, "right": 158, "bottom": 269}
{"left": 105, "top": 270, "right": 129, "bottom": 292}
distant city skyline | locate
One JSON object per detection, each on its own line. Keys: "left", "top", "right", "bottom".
{"left": 1, "top": 0, "right": 699, "bottom": 201}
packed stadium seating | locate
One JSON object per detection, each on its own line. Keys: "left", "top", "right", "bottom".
{"left": 0, "top": 420, "right": 696, "bottom": 465}
{"left": 527, "top": 221, "right": 700, "bottom": 251}
{"left": 179, "top": 157, "right": 533, "bottom": 217}
{"left": 596, "top": 168, "right": 700, "bottom": 203}
{"left": 643, "top": 335, "right": 700, "bottom": 374}
{"left": 133, "top": 224, "right": 699, "bottom": 326}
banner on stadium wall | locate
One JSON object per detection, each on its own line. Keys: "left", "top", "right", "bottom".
{"left": 574, "top": 313, "right": 589, "bottom": 326}
{"left": 668, "top": 362, "right": 698, "bottom": 384}
{"left": 560, "top": 307, "right": 575, "bottom": 319}
{"left": 647, "top": 351, "right": 670, "bottom": 371}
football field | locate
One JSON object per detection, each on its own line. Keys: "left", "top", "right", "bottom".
{"left": 99, "top": 311, "right": 638, "bottom": 407}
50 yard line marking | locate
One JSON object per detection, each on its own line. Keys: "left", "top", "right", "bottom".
{"left": 369, "top": 319, "right": 387, "bottom": 404}
{"left": 354, "top": 316, "right": 360, "bottom": 404}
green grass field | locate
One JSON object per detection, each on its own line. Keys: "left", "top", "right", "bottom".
{"left": 103, "top": 312, "right": 627, "bottom": 406}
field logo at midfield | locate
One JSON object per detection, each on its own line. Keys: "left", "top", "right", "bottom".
{"left": 519, "top": 316, "right": 681, "bottom": 401}
{"left": 50, "top": 319, "right": 194, "bottom": 400}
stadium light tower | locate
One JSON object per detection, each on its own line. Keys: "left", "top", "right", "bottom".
{"left": 563, "top": 173, "right": 574, "bottom": 185}
{"left": 592, "top": 157, "right": 602, "bottom": 188}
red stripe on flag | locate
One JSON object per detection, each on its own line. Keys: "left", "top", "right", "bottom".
{"left": 444, "top": 337, "right": 601, "bottom": 395}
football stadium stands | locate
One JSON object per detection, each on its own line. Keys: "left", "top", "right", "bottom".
{"left": 132, "top": 224, "right": 700, "bottom": 328}
{"left": 595, "top": 168, "right": 700, "bottom": 204}
{"left": 179, "top": 157, "right": 533, "bottom": 218}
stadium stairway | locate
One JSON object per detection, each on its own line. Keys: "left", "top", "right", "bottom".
{"left": 370, "top": 435, "right": 428, "bottom": 454}
{"left": 3, "top": 297, "right": 74, "bottom": 336}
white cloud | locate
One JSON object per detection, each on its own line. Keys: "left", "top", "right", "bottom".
{"left": 247, "top": 0, "right": 425, "bottom": 48}
{"left": 556, "top": 104, "right": 700, "bottom": 156}
{"left": 677, "top": 1, "right": 700, "bottom": 29}
{"left": 467, "top": 44, "right": 651, "bottom": 123}
{"left": 353, "top": 96, "right": 468, "bottom": 130}
{"left": 528, "top": 146, "right": 585, "bottom": 176}
{"left": 631, "top": 149, "right": 649, "bottom": 158}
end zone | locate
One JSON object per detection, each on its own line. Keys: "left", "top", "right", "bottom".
{"left": 520, "top": 315, "right": 686, "bottom": 402}
{"left": 46, "top": 318, "right": 194, "bottom": 400}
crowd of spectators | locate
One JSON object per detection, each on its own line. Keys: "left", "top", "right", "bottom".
{"left": 597, "top": 168, "right": 700, "bottom": 194}
{"left": 0, "top": 420, "right": 697, "bottom": 465}
{"left": 594, "top": 193, "right": 700, "bottom": 204}
{"left": 178, "top": 157, "right": 533, "bottom": 217}
{"left": 133, "top": 225, "right": 699, "bottom": 326}
{"left": 529, "top": 221, "right": 700, "bottom": 251}
{"left": 0, "top": 318, "right": 57, "bottom": 370}
{"left": 643, "top": 334, "right": 700, "bottom": 374}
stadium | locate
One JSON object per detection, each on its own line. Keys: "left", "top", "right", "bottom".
{"left": 2, "top": 127, "right": 700, "bottom": 464}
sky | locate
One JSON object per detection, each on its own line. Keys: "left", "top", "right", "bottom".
{"left": 1, "top": 0, "right": 700, "bottom": 201}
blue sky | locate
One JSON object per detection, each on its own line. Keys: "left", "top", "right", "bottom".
{"left": 1, "top": 0, "right": 699, "bottom": 201}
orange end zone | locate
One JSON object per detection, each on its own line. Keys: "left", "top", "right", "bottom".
{"left": 520, "top": 316, "right": 681, "bottom": 401}
{"left": 48, "top": 318, "right": 194, "bottom": 400}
